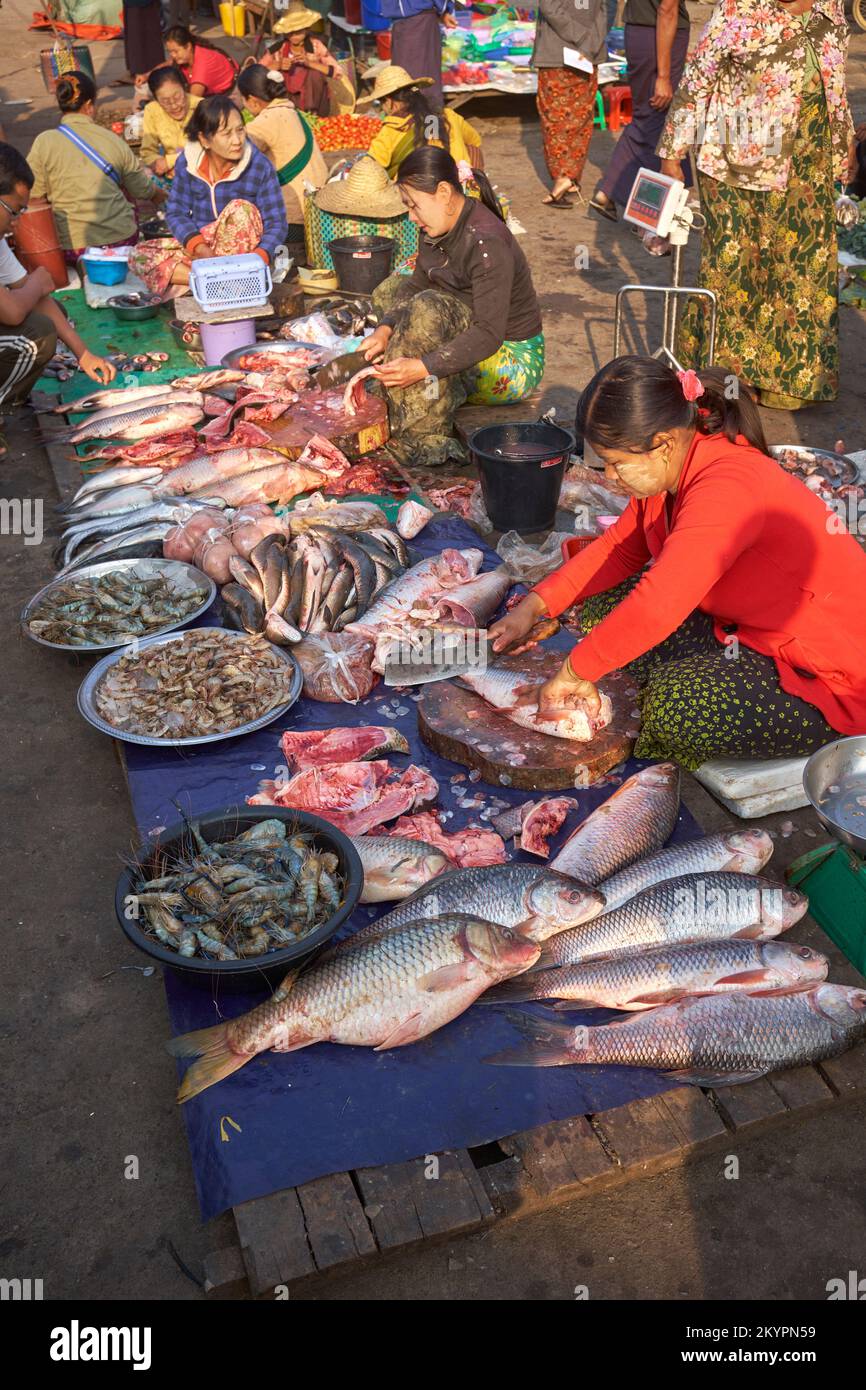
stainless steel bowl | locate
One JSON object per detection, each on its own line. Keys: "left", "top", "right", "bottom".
{"left": 769, "top": 444, "right": 858, "bottom": 488}
{"left": 220, "top": 339, "right": 326, "bottom": 370}
{"left": 77, "top": 627, "right": 303, "bottom": 747}
{"left": 803, "top": 736, "right": 866, "bottom": 856}
{"left": 21, "top": 558, "right": 217, "bottom": 654}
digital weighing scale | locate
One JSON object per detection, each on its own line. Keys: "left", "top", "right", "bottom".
{"left": 613, "top": 167, "right": 718, "bottom": 370}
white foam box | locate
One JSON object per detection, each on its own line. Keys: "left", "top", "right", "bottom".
{"left": 694, "top": 755, "right": 810, "bottom": 819}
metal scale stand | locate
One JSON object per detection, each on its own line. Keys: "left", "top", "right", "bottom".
{"left": 613, "top": 168, "right": 718, "bottom": 370}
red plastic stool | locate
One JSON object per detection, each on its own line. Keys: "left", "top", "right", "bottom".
{"left": 605, "top": 85, "right": 633, "bottom": 132}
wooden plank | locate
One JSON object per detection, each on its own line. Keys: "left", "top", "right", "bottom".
{"left": 818, "top": 1042, "right": 866, "bottom": 1095}
{"left": 710, "top": 1077, "right": 788, "bottom": 1130}
{"left": 295, "top": 1171, "right": 377, "bottom": 1273}
{"left": 769, "top": 1065, "right": 835, "bottom": 1113}
{"left": 202, "top": 1246, "right": 249, "bottom": 1300}
{"left": 354, "top": 1161, "right": 425, "bottom": 1251}
{"left": 593, "top": 1095, "right": 683, "bottom": 1174}
{"left": 355, "top": 1149, "right": 493, "bottom": 1250}
{"left": 233, "top": 1190, "right": 315, "bottom": 1295}
{"left": 655, "top": 1086, "right": 730, "bottom": 1150}
{"left": 477, "top": 1153, "right": 538, "bottom": 1216}
{"left": 501, "top": 1114, "right": 613, "bottom": 1196}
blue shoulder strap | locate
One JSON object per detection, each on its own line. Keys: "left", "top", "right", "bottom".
{"left": 57, "top": 124, "right": 121, "bottom": 185}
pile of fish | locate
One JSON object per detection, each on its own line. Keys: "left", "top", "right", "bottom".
{"left": 26, "top": 566, "right": 209, "bottom": 648}
{"left": 133, "top": 816, "right": 346, "bottom": 961}
{"left": 94, "top": 628, "right": 296, "bottom": 739}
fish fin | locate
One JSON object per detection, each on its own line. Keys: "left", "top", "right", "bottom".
{"left": 477, "top": 978, "right": 546, "bottom": 1004}
{"left": 374, "top": 1011, "right": 425, "bottom": 1050}
{"left": 417, "top": 962, "right": 476, "bottom": 992}
{"left": 613, "top": 989, "right": 689, "bottom": 1008}
{"left": 166, "top": 1024, "right": 252, "bottom": 1102}
{"left": 549, "top": 996, "right": 609, "bottom": 1010}
{"left": 483, "top": 1045, "right": 576, "bottom": 1067}
{"left": 272, "top": 966, "right": 301, "bottom": 1002}
{"left": 714, "top": 969, "right": 775, "bottom": 987}
{"left": 664, "top": 1067, "right": 769, "bottom": 1088}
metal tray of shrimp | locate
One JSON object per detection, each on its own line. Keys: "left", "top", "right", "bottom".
{"left": 21, "top": 558, "right": 217, "bottom": 654}
{"left": 220, "top": 339, "right": 329, "bottom": 370}
{"left": 769, "top": 445, "right": 858, "bottom": 488}
{"left": 76, "top": 627, "right": 303, "bottom": 747}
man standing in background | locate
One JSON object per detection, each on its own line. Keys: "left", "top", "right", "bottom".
{"left": 379, "top": 0, "right": 458, "bottom": 106}
{"left": 590, "top": 0, "right": 691, "bottom": 219}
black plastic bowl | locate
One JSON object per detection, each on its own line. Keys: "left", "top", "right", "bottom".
{"left": 115, "top": 807, "right": 364, "bottom": 992}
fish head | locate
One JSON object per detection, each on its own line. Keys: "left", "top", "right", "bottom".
{"left": 464, "top": 919, "right": 541, "bottom": 977}
{"left": 759, "top": 884, "right": 809, "bottom": 930}
{"left": 637, "top": 761, "right": 680, "bottom": 791}
{"left": 725, "top": 829, "right": 775, "bottom": 872}
{"left": 519, "top": 874, "right": 606, "bottom": 940}
{"left": 812, "top": 984, "right": 866, "bottom": 1028}
{"left": 759, "top": 942, "right": 829, "bottom": 988}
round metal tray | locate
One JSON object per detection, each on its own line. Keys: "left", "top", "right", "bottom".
{"left": 21, "top": 558, "right": 217, "bottom": 654}
{"left": 803, "top": 736, "right": 866, "bottom": 858}
{"left": 220, "top": 339, "right": 327, "bottom": 370}
{"left": 77, "top": 627, "right": 303, "bottom": 747}
{"left": 769, "top": 444, "right": 858, "bottom": 488}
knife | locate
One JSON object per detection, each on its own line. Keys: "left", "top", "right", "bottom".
{"left": 311, "top": 350, "right": 370, "bottom": 390}
{"left": 381, "top": 619, "right": 561, "bottom": 687}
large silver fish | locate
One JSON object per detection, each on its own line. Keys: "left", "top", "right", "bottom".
{"left": 349, "top": 549, "right": 484, "bottom": 632}
{"left": 353, "top": 836, "right": 451, "bottom": 903}
{"left": 65, "top": 401, "right": 204, "bottom": 444}
{"left": 53, "top": 382, "right": 182, "bottom": 414}
{"left": 69, "top": 467, "right": 164, "bottom": 505}
{"left": 598, "top": 829, "right": 774, "bottom": 912}
{"left": 54, "top": 524, "right": 175, "bottom": 576}
{"left": 337, "top": 863, "right": 606, "bottom": 950}
{"left": 60, "top": 499, "right": 223, "bottom": 566}
{"left": 540, "top": 872, "right": 809, "bottom": 965}
{"left": 486, "top": 985, "right": 866, "bottom": 1085}
{"left": 485, "top": 938, "right": 828, "bottom": 1011}
{"left": 168, "top": 913, "right": 542, "bottom": 1100}
{"left": 423, "top": 564, "right": 514, "bottom": 626}
{"left": 551, "top": 762, "right": 681, "bottom": 883}
{"left": 459, "top": 665, "right": 612, "bottom": 743}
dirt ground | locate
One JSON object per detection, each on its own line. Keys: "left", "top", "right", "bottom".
{"left": 2, "top": 3, "right": 866, "bottom": 1301}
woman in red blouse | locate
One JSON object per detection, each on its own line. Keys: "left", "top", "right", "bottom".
{"left": 490, "top": 356, "right": 866, "bottom": 769}
{"left": 165, "top": 25, "right": 238, "bottom": 98}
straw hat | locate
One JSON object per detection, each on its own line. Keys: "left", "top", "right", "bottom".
{"left": 315, "top": 156, "right": 405, "bottom": 218}
{"left": 274, "top": 2, "right": 320, "bottom": 34}
{"left": 357, "top": 64, "right": 434, "bottom": 107}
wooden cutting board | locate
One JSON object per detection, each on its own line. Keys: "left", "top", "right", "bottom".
{"left": 418, "top": 648, "right": 640, "bottom": 791}
{"left": 261, "top": 386, "right": 389, "bottom": 460}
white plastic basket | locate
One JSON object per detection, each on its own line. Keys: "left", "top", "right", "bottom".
{"left": 189, "top": 253, "right": 272, "bottom": 313}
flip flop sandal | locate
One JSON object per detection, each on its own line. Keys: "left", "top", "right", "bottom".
{"left": 589, "top": 194, "right": 618, "bottom": 222}
{"left": 543, "top": 190, "right": 575, "bottom": 209}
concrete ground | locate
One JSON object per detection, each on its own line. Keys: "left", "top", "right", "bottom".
{"left": 1, "top": 3, "right": 866, "bottom": 1301}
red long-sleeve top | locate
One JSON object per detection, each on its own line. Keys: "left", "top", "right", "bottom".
{"left": 532, "top": 430, "right": 866, "bottom": 735}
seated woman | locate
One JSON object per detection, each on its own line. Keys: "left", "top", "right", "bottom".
{"left": 491, "top": 356, "right": 866, "bottom": 770}
{"left": 360, "top": 65, "right": 483, "bottom": 180}
{"left": 130, "top": 96, "right": 288, "bottom": 295}
{"left": 236, "top": 64, "right": 327, "bottom": 255}
{"left": 27, "top": 71, "right": 165, "bottom": 257}
{"left": 140, "top": 66, "right": 201, "bottom": 178}
{"left": 271, "top": 3, "right": 354, "bottom": 117}
{"left": 165, "top": 25, "right": 238, "bottom": 97}
{"left": 360, "top": 147, "right": 543, "bottom": 466}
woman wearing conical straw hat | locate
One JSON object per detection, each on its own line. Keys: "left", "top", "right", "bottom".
{"left": 358, "top": 64, "right": 483, "bottom": 180}
{"left": 269, "top": 2, "right": 355, "bottom": 116}
{"left": 317, "top": 150, "right": 543, "bottom": 467}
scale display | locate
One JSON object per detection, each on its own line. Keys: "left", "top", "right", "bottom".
{"left": 623, "top": 168, "right": 687, "bottom": 237}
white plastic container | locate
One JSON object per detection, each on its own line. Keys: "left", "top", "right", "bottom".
{"left": 189, "top": 253, "right": 272, "bottom": 313}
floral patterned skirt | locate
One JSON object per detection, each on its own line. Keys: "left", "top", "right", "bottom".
{"left": 678, "top": 82, "right": 838, "bottom": 404}
{"left": 129, "top": 199, "right": 263, "bottom": 298}
{"left": 468, "top": 333, "right": 546, "bottom": 405}
{"left": 536, "top": 66, "right": 598, "bottom": 184}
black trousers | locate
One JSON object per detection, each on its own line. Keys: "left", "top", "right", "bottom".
{"left": 0, "top": 311, "right": 57, "bottom": 413}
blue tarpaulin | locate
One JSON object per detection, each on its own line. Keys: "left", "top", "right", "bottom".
{"left": 123, "top": 515, "right": 699, "bottom": 1220}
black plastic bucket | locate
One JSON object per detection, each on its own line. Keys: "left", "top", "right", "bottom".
{"left": 470, "top": 421, "right": 574, "bottom": 533}
{"left": 328, "top": 235, "right": 394, "bottom": 294}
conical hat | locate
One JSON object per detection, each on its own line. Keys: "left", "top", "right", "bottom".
{"left": 274, "top": 3, "right": 320, "bottom": 34}
{"left": 314, "top": 155, "right": 405, "bottom": 218}
{"left": 356, "top": 64, "right": 434, "bottom": 106}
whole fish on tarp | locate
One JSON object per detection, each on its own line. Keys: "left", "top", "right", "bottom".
{"left": 458, "top": 665, "right": 613, "bottom": 743}
{"left": 353, "top": 836, "right": 451, "bottom": 902}
{"left": 154, "top": 449, "right": 289, "bottom": 496}
{"left": 59, "top": 499, "right": 225, "bottom": 568}
{"left": 348, "top": 549, "right": 484, "bottom": 633}
{"left": 168, "top": 913, "right": 542, "bottom": 1100}
{"left": 485, "top": 985, "right": 866, "bottom": 1085}
{"left": 55, "top": 524, "right": 176, "bottom": 577}
{"left": 54, "top": 382, "right": 181, "bottom": 414}
{"left": 538, "top": 872, "right": 809, "bottom": 965}
{"left": 288, "top": 496, "right": 389, "bottom": 534}
{"left": 551, "top": 763, "right": 681, "bottom": 884}
{"left": 598, "top": 829, "right": 774, "bottom": 913}
{"left": 485, "top": 939, "right": 828, "bottom": 1011}
{"left": 61, "top": 401, "right": 204, "bottom": 445}
{"left": 187, "top": 462, "right": 327, "bottom": 508}
{"left": 421, "top": 564, "right": 514, "bottom": 628}
{"left": 337, "top": 863, "right": 606, "bottom": 951}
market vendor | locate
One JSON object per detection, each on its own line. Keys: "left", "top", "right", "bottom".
{"left": 27, "top": 72, "right": 166, "bottom": 257}
{"left": 237, "top": 64, "right": 327, "bottom": 251}
{"left": 359, "top": 65, "right": 483, "bottom": 179}
{"left": 165, "top": 25, "right": 239, "bottom": 97}
{"left": 140, "top": 66, "right": 202, "bottom": 178}
{"left": 0, "top": 143, "right": 115, "bottom": 458}
{"left": 490, "top": 356, "right": 866, "bottom": 770}
{"left": 130, "top": 96, "right": 288, "bottom": 295}
{"left": 358, "top": 146, "right": 543, "bottom": 466}
{"left": 270, "top": 3, "right": 355, "bottom": 116}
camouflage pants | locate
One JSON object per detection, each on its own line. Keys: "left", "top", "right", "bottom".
{"left": 372, "top": 273, "right": 475, "bottom": 467}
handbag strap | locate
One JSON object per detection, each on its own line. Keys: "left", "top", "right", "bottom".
{"left": 57, "top": 124, "right": 121, "bottom": 185}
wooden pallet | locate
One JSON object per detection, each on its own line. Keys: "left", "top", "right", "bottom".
{"left": 202, "top": 1043, "right": 866, "bottom": 1299}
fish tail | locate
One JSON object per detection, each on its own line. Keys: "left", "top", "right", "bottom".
{"left": 166, "top": 1023, "right": 252, "bottom": 1102}
{"left": 483, "top": 1007, "right": 587, "bottom": 1065}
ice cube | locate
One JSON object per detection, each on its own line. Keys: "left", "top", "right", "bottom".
{"left": 469, "top": 769, "right": 482, "bottom": 782}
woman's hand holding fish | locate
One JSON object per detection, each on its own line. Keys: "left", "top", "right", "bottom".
{"left": 373, "top": 357, "right": 428, "bottom": 389}
{"left": 78, "top": 350, "right": 117, "bottom": 386}
{"left": 489, "top": 591, "right": 547, "bottom": 654}
{"left": 537, "top": 661, "right": 602, "bottom": 720}
{"left": 362, "top": 325, "right": 391, "bottom": 362}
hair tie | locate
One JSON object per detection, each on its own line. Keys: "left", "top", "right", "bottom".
{"left": 677, "top": 368, "right": 705, "bottom": 403}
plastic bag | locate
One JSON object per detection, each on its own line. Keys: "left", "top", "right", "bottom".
{"left": 283, "top": 312, "right": 346, "bottom": 351}
{"left": 293, "top": 631, "right": 378, "bottom": 703}
{"left": 495, "top": 530, "right": 574, "bottom": 584}
{"left": 559, "top": 467, "right": 629, "bottom": 523}
{"left": 466, "top": 482, "right": 493, "bottom": 532}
